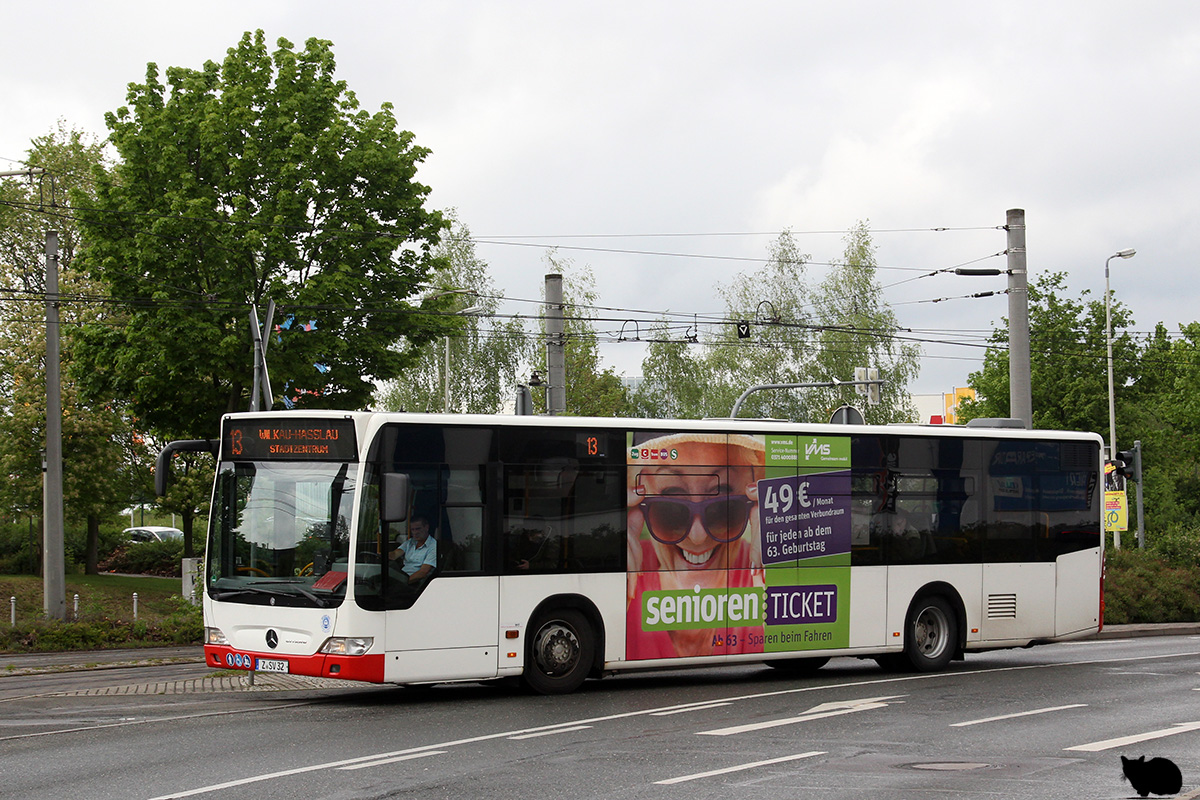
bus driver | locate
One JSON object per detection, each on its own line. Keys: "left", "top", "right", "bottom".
{"left": 389, "top": 515, "right": 437, "bottom": 585}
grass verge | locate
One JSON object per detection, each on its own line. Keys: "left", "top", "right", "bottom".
{"left": 0, "top": 573, "right": 202, "bottom": 653}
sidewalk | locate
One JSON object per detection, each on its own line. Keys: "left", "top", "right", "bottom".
{"left": 0, "top": 644, "right": 204, "bottom": 675}
{"left": 1091, "top": 622, "right": 1200, "bottom": 639}
{"left": 0, "top": 644, "right": 364, "bottom": 694}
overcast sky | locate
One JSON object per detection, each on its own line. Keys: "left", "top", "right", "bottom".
{"left": 4, "top": 1, "right": 1197, "bottom": 398}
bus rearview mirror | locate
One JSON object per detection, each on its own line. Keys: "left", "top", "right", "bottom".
{"left": 381, "top": 472, "right": 410, "bottom": 523}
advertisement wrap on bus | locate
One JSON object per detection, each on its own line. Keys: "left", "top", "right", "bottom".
{"left": 626, "top": 431, "right": 852, "bottom": 660}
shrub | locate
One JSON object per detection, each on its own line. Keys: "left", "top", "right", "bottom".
{"left": 1104, "top": 545, "right": 1200, "bottom": 624}
{"left": 99, "top": 541, "right": 185, "bottom": 576}
{"left": 1145, "top": 523, "right": 1200, "bottom": 569}
{"left": 0, "top": 519, "right": 147, "bottom": 576}
{"left": 162, "top": 595, "right": 205, "bottom": 643}
{"left": 0, "top": 521, "right": 41, "bottom": 575}
{"left": 0, "top": 613, "right": 204, "bottom": 652}
{"left": 0, "top": 574, "right": 204, "bottom": 653}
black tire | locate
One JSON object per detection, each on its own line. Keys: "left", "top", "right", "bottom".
{"left": 523, "top": 609, "right": 595, "bottom": 695}
{"left": 764, "top": 656, "right": 830, "bottom": 673}
{"left": 902, "top": 595, "right": 957, "bottom": 672}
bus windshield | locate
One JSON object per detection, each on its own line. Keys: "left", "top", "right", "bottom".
{"left": 206, "top": 460, "right": 358, "bottom": 608}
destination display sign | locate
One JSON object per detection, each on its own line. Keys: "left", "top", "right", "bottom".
{"left": 222, "top": 417, "right": 358, "bottom": 461}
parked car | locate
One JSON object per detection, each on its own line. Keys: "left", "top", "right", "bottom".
{"left": 124, "top": 526, "right": 184, "bottom": 544}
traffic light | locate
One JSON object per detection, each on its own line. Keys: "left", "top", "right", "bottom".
{"left": 854, "top": 367, "right": 881, "bottom": 405}
{"left": 867, "top": 368, "right": 880, "bottom": 405}
{"left": 1116, "top": 442, "right": 1143, "bottom": 483}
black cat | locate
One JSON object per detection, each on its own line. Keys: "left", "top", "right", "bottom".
{"left": 1121, "top": 755, "right": 1183, "bottom": 797}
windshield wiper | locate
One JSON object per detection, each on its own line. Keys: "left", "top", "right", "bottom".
{"left": 213, "top": 583, "right": 329, "bottom": 608}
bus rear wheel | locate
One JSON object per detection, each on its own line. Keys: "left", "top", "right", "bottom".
{"left": 903, "top": 595, "right": 956, "bottom": 671}
{"left": 524, "top": 609, "right": 594, "bottom": 695}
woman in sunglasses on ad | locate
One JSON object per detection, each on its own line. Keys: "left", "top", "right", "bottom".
{"left": 626, "top": 431, "right": 766, "bottom": 659}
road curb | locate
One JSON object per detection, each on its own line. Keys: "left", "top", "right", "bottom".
{"left": 47, "top": 671, "right": 366, "bottom": 696}
{"left": 1091, "top": 622, "right": 1200, "bottom": 639}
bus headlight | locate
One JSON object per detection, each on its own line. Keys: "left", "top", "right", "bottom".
{"left": 318, "top": 637, "right": 374, "bottom": 656}
{"left": 205, "top": 627, "right": 229, "bottom": 646}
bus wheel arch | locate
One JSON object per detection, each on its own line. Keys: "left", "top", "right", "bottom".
{"left": 901, "top": 583, "right": 965, "bottom": 672}
{"left": 523, "top": 595, "right": 604, "bottom": 695}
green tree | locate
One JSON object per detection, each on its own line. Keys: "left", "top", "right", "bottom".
{"left": 953, "top": 273, "right": 1200, "bottom": 541}
{"left": 1123, "top": 322, "right": 1200, "bottom": 531}
{"left": 704, "top": 230, "right": 817, "bottom": 420}
{"left": 803, "top": 221, "right": 920, "bottom": 423}
{"left": 72, "top": 31, "right": 448, "bottom": 441}
{"left": 0, "top": 123, "right": 144, "bottom": 573}
{"left": 959, "top": 271, "right": 1135, "bottom": 434}
{"left": 634, "top": 224, "right": 917, "bottom": 422}
{"left": 375, "top": 213, "right": 532, "bottom": 414}
{"left": 630, "top": 322, "right": 711, "bottom": 418}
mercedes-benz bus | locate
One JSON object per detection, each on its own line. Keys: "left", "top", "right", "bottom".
{"left": 159, "top": 411, "right": 1102, "bottom": 694}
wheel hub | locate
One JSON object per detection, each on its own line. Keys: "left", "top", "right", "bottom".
{"left": 535, "top": 624, "right": 580, "bottom": 676}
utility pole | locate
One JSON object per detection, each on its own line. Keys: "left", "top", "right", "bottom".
{"left": 248, "top": 301, "right": 275, "bottom": 412}
{"left": 1134, "top": 439, "right": 1145, "bottom": 548}
{"left": 544, "top": 273, "right": 566, "bottom": 415}
{"left": 0, "top": 170, "right": 60, "bottom": 617}
{"left": 44, "top": 230, "right": 65, "bottom": 620}
{"left": 1006, "top": 209, "right": 1032, "bottom": 428}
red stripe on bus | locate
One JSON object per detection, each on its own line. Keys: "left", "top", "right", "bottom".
{"left": 204, "top": 645, "right": 386, "bottom": 683}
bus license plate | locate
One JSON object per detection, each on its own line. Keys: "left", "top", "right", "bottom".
{"left": 255, "top": 658, "right": 289, "bottom": 674}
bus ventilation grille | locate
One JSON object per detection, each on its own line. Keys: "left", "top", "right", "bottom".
{"left": 987, "top": 594, "right": 1018, "bottom": 619}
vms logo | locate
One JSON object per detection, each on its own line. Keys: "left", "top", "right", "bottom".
{"left": 806, "top": 439, "right": 831, "bottom": 457}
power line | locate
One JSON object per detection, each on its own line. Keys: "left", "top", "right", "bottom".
{"left": 469, "top": 226, "right": 1003, "bottom": 239}
{"left": 470, "top": 236, "right": 941, "bottom": 272}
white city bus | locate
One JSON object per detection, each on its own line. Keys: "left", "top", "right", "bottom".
{"left": 159, "top": 411, "right": 1103, "bottom": 694}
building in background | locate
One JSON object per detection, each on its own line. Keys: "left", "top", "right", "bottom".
{"left": 912, "top": 387, "right": 976, "bottom": 425}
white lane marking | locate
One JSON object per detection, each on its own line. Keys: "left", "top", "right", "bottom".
{"left": 698, "top": 695, "right": 904, "bottom": 736}
{"left": 655, "top": 751, "right": 825, "bottom": 785}
{"left": 652, "top": 702, "right": 734, "bottom": 716}
{"left": 508, "top": 725, "right": 593, "bottom": 740}
{"left": 147, "top": 649, "right": 1200, "bottom": 799}
{"left": 0, "top": 701, "right": 317, "bottom": 742}
{"left": 338, "top": 751, "right": 445, "bottom": 770}
{"left": 951, "top": 703, "right": 1087, "bottom": 727}
{"left": 1065, "top": 721, "right": 1200, "bottom": 752}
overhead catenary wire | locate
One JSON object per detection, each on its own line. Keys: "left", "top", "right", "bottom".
{"left": 6, "top": 187, "right": 1178, "bottom": 377}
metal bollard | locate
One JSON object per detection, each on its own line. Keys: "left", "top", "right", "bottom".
{"left": 9, "top": 596, "right": 14, "bottom": 627}
{"left": 73, "top": 593, "right": 79, "bottom": 619}
{"left": 133, "top": 592, "right": 138, "bottom": 620}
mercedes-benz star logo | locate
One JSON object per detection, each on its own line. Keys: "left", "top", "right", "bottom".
{"left": 266, "top": 629, "right": 279, "bottom": 649}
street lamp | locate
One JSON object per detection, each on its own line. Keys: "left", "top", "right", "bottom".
{"left": 1105, "top": 248, "right": 1136, "bottom": 459}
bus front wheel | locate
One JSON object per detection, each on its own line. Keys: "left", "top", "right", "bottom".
{"left": 524, "top": 609, "right": 594, "bottom": 695}
{"left": 904, "top": 595, "right": 957, "bottom": 671}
